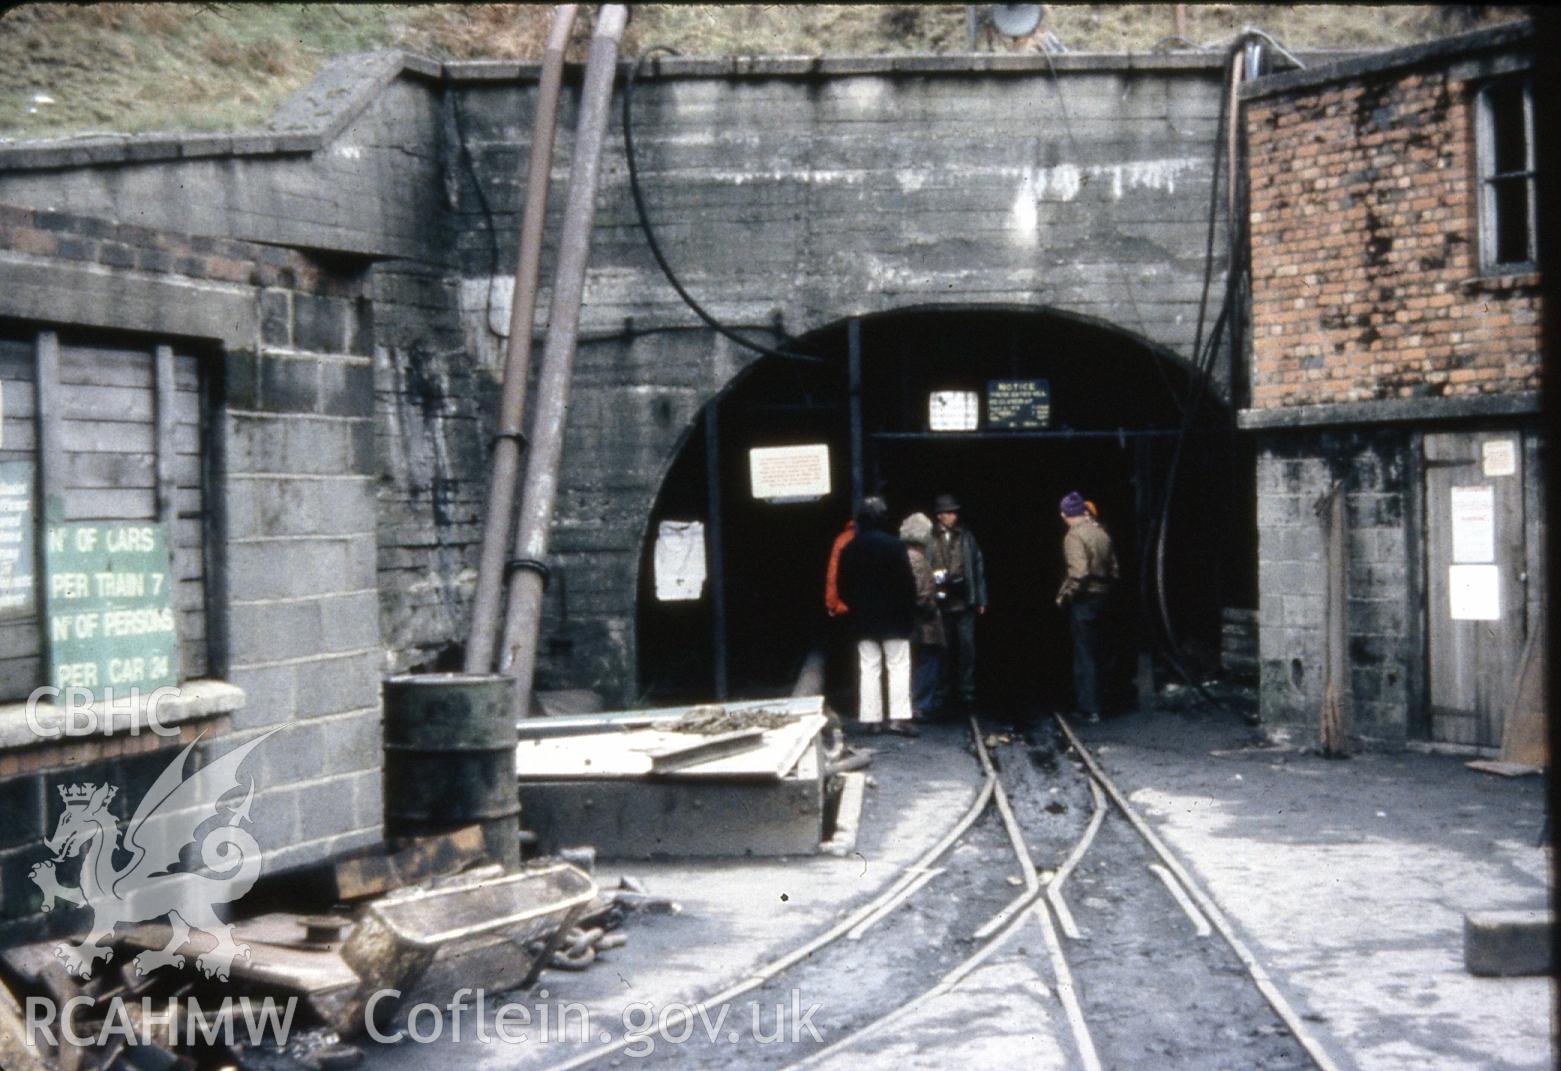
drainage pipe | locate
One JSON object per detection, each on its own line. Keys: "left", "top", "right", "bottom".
{"left": 466, "top": 4, "right": 580, "bottom": 674}
{"left": 497, "top": 4, "right": 628, "bottom": 710}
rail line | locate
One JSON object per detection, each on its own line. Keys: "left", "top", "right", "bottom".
{"left": 546, "top": 714, "right": 1341, "bottom": 1070}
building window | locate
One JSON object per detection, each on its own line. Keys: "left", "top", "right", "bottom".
{"left": 1475, "top": 76, "right": 1536, "bottom": 272}
{"left": 0, "top": 325, "right": 211, "bottom": 702}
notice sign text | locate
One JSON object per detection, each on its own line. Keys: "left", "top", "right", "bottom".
{"left": 749, "top": 444, "right": 831, "bottom": 501}
{"left": 45, "top": 522, "right": 177, "bottom": 697}
{"left": 986, "top": 379, "right": 1051, "bottom": 430}
{"left": 0, "top": 460, "right": 35, "bottom": 618}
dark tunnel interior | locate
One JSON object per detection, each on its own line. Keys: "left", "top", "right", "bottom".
{"left": 636, "top": 307, "right": 1255, "bottom": 717}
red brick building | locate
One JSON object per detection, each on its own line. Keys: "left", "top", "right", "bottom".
{"left": 1239, "top": 22, "right": 1543, "bottom": 748}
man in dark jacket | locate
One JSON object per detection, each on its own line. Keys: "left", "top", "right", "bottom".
{"left": 837, "top": 497, "right": 919, "bottom": 736}
{"left": 927, "top": 494, "right": 987, "bottom": 712}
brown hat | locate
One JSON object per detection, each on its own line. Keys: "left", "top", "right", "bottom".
{"left": 933, "top": 494, "right": 960, "bottom": 513}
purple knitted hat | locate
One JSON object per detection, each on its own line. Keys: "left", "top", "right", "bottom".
{"left": 1059, "top": 491, "right": 1087, "bottom": 517}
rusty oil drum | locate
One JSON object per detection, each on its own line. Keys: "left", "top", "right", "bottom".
{"left": 382, "top": 673, "right": 521, "bottom": 870}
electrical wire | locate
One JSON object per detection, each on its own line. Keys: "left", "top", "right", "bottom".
{"left": 623, "top": 47, "right": 824, "bottom": 365}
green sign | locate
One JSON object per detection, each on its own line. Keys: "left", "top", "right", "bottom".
{"left": 0, "top": 460, "right": 34, "bottom": 620}
{"left": 986, "top": 379, "right": 1052, "bottom": 430}
{"left": 44, "top": 521, "right": 177, "bottom": 697}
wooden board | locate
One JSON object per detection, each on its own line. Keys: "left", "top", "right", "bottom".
{"left": 1424, "top": 432, "right": 1529, "bottom": 748}
{"left": 516, "top": 703, "right": 826, "bottom": 782}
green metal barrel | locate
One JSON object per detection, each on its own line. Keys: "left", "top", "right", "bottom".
{"left": 382, "top": 673, "right": 521, "bottom": 870}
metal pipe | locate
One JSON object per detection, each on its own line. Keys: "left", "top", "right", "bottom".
{"left": 496, "top": 4, "right": 629, "bottom": 709}
{"left": 466, "top": 5, "right": 579, "bottom": 674}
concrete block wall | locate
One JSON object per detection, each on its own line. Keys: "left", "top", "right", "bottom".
{"left": 1244, "top": 26, "right": 1540, "bottom": 410}
{"left": 222, "top": 263, "right": 385, "bottom": 874}
{"left": 0, "top": 205, "right": 386, "bottom": 908}
{"left": 1255, "top": 428, "right": 1417, "bottom": 741}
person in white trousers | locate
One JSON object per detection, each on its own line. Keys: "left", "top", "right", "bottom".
{"left": 836, "top": 496, "right": 919, "bottom": 736}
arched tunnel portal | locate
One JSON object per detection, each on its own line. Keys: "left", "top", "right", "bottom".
{"left": 636, "top": 305, "right": 1253, "bottom": 717}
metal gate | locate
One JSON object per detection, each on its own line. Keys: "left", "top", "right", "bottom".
{"left": 1423, "top": 430, "right": 1530, "bottom": 747}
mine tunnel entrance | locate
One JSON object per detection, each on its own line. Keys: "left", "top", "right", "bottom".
{"left": 636, "top": 307, "right": 1251, "bottom": 717}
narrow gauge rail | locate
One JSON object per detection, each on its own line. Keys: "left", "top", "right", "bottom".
{"left": 546, "top": 717, "right": 1341, "bottom": 1070}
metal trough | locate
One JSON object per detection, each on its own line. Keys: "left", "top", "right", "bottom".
{"left": 342, "top": 862, "right": 596, "bottom": 1032}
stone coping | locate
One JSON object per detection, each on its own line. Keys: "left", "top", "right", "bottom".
{"left": 1240, "top": 19, "right": 1531, "bottom": 102}
{"left": 1237, "top": 390, "right": 1542, "bottom": 431}
{"left": 0, "top": 45, "right": 1362, "bottom": 172}
{"left": 0, "top": 679, "right": 244, "bottom": 752}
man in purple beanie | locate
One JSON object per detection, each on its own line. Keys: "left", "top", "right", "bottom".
{"left": 1056, "top": 490, "right": 1119, "bottom": 722}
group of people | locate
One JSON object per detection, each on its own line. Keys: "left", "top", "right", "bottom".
{"left": 824, "top": 491, "right": 1118, "bottom": 734}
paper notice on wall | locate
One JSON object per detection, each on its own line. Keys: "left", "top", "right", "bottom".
{"left": 749, "top": 444, "right": 831, "bottom": 501}
{"left": 1449, "top": 564, "right": 1500, "bottom": 621}
{"left": 1450, "top": 485, "right": 1495, "bottom": 564}
{"left": 654, "top": 520, "right": 706, "bottom": 601}
{"left": 1482, "top": 439, "right": 1517, "bottom": 477}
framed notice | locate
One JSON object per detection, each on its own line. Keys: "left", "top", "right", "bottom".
{"left": 44, "top": 521, "right": 178, "bottom": 698}
{"left": 928, "top": 390, "right": 980, "bottom": 432}
{"left": 1481, "top": 439, "right": 1517, "bottom": 477}
{"left": 1450, "top": 485, "right": 1495, "bottom": 564}
{"left": 986, "top": 379, "right": 1051, "bottom": 429}
{"left": 749, "top": 444, "right": 831, "bottom": 501}
{"left": 0, "top": 460, "right": 35, "bottom": 620}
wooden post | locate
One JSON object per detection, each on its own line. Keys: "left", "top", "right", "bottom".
{"left": 1319, "top": 483, "right": 1352, "bottom": 756}
{"left": 154, "top": 344, "right": 177, "bottom": 525}
{"left": 704, "top": 403, "right": 728, "bottom": 700}
{"left": 34, "top": 332, "right": 62, "bottom": 524}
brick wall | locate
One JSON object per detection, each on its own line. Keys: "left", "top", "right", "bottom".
{"left": 1246, "top": 65, "right": 1541, "bottom": 407}
{"left": 0, "top": 204, "right": 385, "bottom": 929}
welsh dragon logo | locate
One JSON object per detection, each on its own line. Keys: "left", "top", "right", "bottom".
{"left": 29, "top": 728, "right": 278, "bottom": 981}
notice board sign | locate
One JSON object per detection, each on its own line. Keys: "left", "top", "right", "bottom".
{"left": 0, "top": 460, "right": 35, "bottom": 619}
{"left": 750, "top": 444, "right": 831, "bottom": 501}
{"left": 44, "top": 521, "right": 178, "bottom": 697}
{"left": 986, "top": 379, "right": 1051, "bottom": 429}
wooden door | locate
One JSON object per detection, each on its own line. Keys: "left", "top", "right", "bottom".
{"left": 1423, "top": 431, "right": 1529, "bottom": 746}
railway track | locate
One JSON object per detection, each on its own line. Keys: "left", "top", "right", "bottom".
{"left": 545, "top": 716, "right": 1341, "bottom": 1070}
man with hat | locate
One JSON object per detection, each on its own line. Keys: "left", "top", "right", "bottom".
{"left": 927, "top": 493, "right": 987, "bottom": 712}
{"left": 1056, "top": 490, "right": 1119, "bottom": 723}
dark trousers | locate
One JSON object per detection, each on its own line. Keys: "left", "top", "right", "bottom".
{"left": 936, "top": 609, "right": 977, "bottom": 706}
{"left": 1070, "top": 593, "right": 1107, "bottom": 715}
{"left": 912, "top": 643, "right": 943, "bottom": 716}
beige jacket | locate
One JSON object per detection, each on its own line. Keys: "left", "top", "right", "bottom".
{"left": 1058, "top": 518, "right": 1119, "bottom": 602}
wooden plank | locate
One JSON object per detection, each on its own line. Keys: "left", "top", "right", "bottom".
{"left": 0, "top": 337, "right": 37, "bottom": 381}
{"left": 58, "top": 345, "right": 153, "bottom": 389}
{"left": 515, "top": 712, "right": 827, "bottom": 781}
{"left": 57, "top": 383, "right": 154, "bottom": 423}
{"left": 647, "top": 728, "right": 767, "bottom": 773}
{"left": 61, "top": 451, "right": 156, "bottom": 490}
{"left": 35, "top": 332, "right": 62, "bottom": 514}
{"left": 0, "top": 426, "right": 36, "bottom": 452}
{"left": 60, "top": 419, "right": 154, "bottom": 454}
{"left": 62, "top": 486, "right": 156, "bottom": 521}
{"left": 0, "top": 654, "right": 41, "bottom": 701}
{"left": 0, "top": 380, "right": 33, "bottom": 420}
{"left": 0, "top": 619, "right": 41, "bottom": 658}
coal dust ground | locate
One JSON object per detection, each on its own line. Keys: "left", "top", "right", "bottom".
{"left": 616, "top": 718, "right": 1312, "bottom": 1068}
